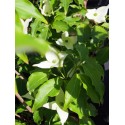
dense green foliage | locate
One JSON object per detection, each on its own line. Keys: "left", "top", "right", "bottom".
{"left": 15, "top": 0, "right": 109, "bottom": 124}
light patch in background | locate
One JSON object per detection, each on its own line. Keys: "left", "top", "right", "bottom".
{"left": 0, "top": 0, "right": 15, "bottom": 125}
{"left": 110, "top": 0, "right": 125, "bottom": 125}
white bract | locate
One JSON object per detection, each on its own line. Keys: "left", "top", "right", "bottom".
{"left": 40, "top": 0, "right": 52, "bottom": 16}
{"left": 86, "top": 5, "right": 109, "bottom": 23}
{"left": 43, "top": 101, "right": 69, "bottom": 125}
{"left": 20, "top": 18, "right": 32, "bottom": 34}
{"left": 56, "top": 31, "right": 77, "bottom": 50}
{"left": 33, "top": 48, "right": 67, "bottom": 68}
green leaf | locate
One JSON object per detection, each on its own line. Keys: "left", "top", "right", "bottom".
{"left": 75, "top": 44, "right": 89, "bottom": 61}
{"left": 78, "top": 0, "right": 84, "bottom": 6}
{"left": 56, "top": 88, "right": 65, "bottom": 107}
{"left": 52, "top": 20, "right": 69, "bottom": 32}
{"left": 27, "top": 72, "right": 48, "bottom": 92}
{"left": 78, "top": 74, "right": 100, "bottom": 103}
{"left": 69, "top": 88, "right": 97, "bottom": 119}
{"left": 65, "top": 116, "right": 78, "bottom": 125}
{"left": 15, "top": 0, "right": 47, "bottom": 24}
{"left": 64, "top": 74, "right": 81, "bottom": 109}
{"left": 96, "top": 47, "right": 109, "bottom": 64}
{"left": 64, "top": 16, "right": 80, "bottom": 26}
{"left": 91, "top": 26, "right": 108, "bottom": 40}
{"left": 77, "top": 24, "right": 91, "bottom": 43}
{"left": 61, "top": 0, "right": 73, "bottom": 15}
{"left": 16, "top": 52, "right": 29, "bottom": 64}
{"left": 15, "top": 15, "right": 49, "bottom": 55}
{"left": 101, "top": 22, "right": 109, "bottom": 29}
{"left": 79, "top": 116, "right": 95, "bottom": 125}
{"left": 33, "top": 110, "right": 43, "bottom": 124}
{"left": 32, "top": 79, "right": 56, "bottom": 111}
{"left": 82, "top": 58, "right": 104, "bottom": 102}
{"left": 16, "top": 100, "right": 32, "bottom": 113}
{"left": 30, "top": 19, "right": 49, "bottom": 40}
{"left": 48, "top": 77, "right": 62, "bottom": 97}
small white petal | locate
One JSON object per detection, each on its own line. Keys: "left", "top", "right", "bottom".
{"left": 97, "top": 5, "right": 109, "bottom": 17}
{"left": 43, "top": 102, "right": 68, "bottom": 125}
{"left": 86, "top": 9, "right": 96, "bottom": 20}
{"left": 56, "top": 39, "right": 64, "bottom": 46}
{"left": 62, "top": 31, "right": 69, "bottom": 39}
{"left": 58, "top": 52, "right": 67, "bottom": 67}
{"left": 43, "top": 102, "right": 57, "bottom": 110}
{"left": 33, "top": 61, "right": 54, "bottom": 68}
{"left": 57, "top": 106, "right": 68, "bottom": 125}
{"left": 20, "top": 18, "right": 32, "bottom": 34}
{"left": 45, "top": 51, "right": 59, "bottom": 64}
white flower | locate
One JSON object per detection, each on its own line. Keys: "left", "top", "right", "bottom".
{"left": 40, "top": 0, "right": 52, "bottom": 16}
{"left": 86, "top": 5, "right": 109, "bottom": 23}
{"left": 33, "top": 48, "right": 67, "bottom": 68}
{"left": 20, "top": 18, "right": 32, "bottom": 34}
{"left": 43, "top": 101, "right": 69, "bottom": 125}
{"left": 56, "top": 31, "right": 77, "bottom": 50}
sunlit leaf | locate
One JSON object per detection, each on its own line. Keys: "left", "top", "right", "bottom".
{"left": 52, "top": 20, "right": 69, "bottom": 32}
{"left": 61, "top": 0, "right": 73, "bottom": 15}
{"left": 15, "top": 13, "right": 49, "bottom": 55}
{"left": 15, "top": 0, "right": 48, "bottom": 24}
{"left": 16, "top": 52, "right": 29, "bottom": 64}
{"left": 27, "top": 72, "right": 48, "bottom": 92}
{"left": 32, "top": 79, "right": 56, "bottom": 111}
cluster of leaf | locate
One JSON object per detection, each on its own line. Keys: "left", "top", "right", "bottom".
{"left": 15, "top": 0, "right": 109, "bottom": 124}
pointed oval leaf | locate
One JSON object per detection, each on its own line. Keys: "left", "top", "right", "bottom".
{"left": 27, "top": 72, "right": 48, "bottom": 92}
{"left": 82, "top": 58, "right": 104, "bottom": 102}
{"left": 78, "top": 74, "right": 100, "bottom": 103}
{"left": 15, "top": 0, "right": 48, "bottom": 24}
{"left": 32, "top": 79, "right": 55, "bottom": 111}
{"left": 64, "top": 74, "right": 81, "bottom": 109}
{"left": 16, "top": 52, "right": 29, "bottom": 64}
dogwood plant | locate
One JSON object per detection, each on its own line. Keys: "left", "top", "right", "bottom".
{"left": 86, "top": 5, "right": 109, "bottom": 23}
{"left": 15, "top": 0, "right": 109, "bottom": 124}
{"left": 56, "top": 31, "right": 77, "bottom": 50}
{"left": 33, "top": 48, "right": 67, "bottom": 68}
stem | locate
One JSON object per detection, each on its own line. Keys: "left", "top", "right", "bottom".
{"left": 84, "top": 0, "right": 88, "bottom": 9}
{"left": 15, "top": 70, "right": 25, "bottom": 80}
{"left": 15, "top": 92, "right": 33, "bottom": 113}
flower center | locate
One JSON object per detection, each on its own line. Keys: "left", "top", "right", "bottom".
{"left": 52, "top": 59, "right": 58, "bottom": 64}
{"left": 94, "top": 13, "right": 98, "bottom": 16}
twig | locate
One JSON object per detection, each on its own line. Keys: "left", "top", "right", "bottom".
{"left": 84, "top": 0, "right": 88, "bottom": 9}
{"left": 15, "top": 92, "right": 33, "bottom": 113}
{"left": 15, "top": 70, "right": 25, "bottom": 80}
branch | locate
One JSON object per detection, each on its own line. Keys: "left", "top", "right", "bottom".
{"left": 15, "top": 92, "right": 33, "bottom": 113}
{"left": 15, "top": 70, "right": 25, "bottom": 80}
{"left": 84, "top": 0, "right": 88, "bottom": 9}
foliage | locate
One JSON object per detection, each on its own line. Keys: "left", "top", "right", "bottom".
{"left": 15, "top": 0, "right": 109, "bottom": 124}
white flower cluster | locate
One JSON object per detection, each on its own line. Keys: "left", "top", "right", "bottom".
{"left": 56, "top": 31, "right": 77, "bottom": 50}
{"left": 86, "top": 5, "right": 109, "bottom": 23}
{"left": 33, "top": 47, "right": 67, "bottom": 68}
